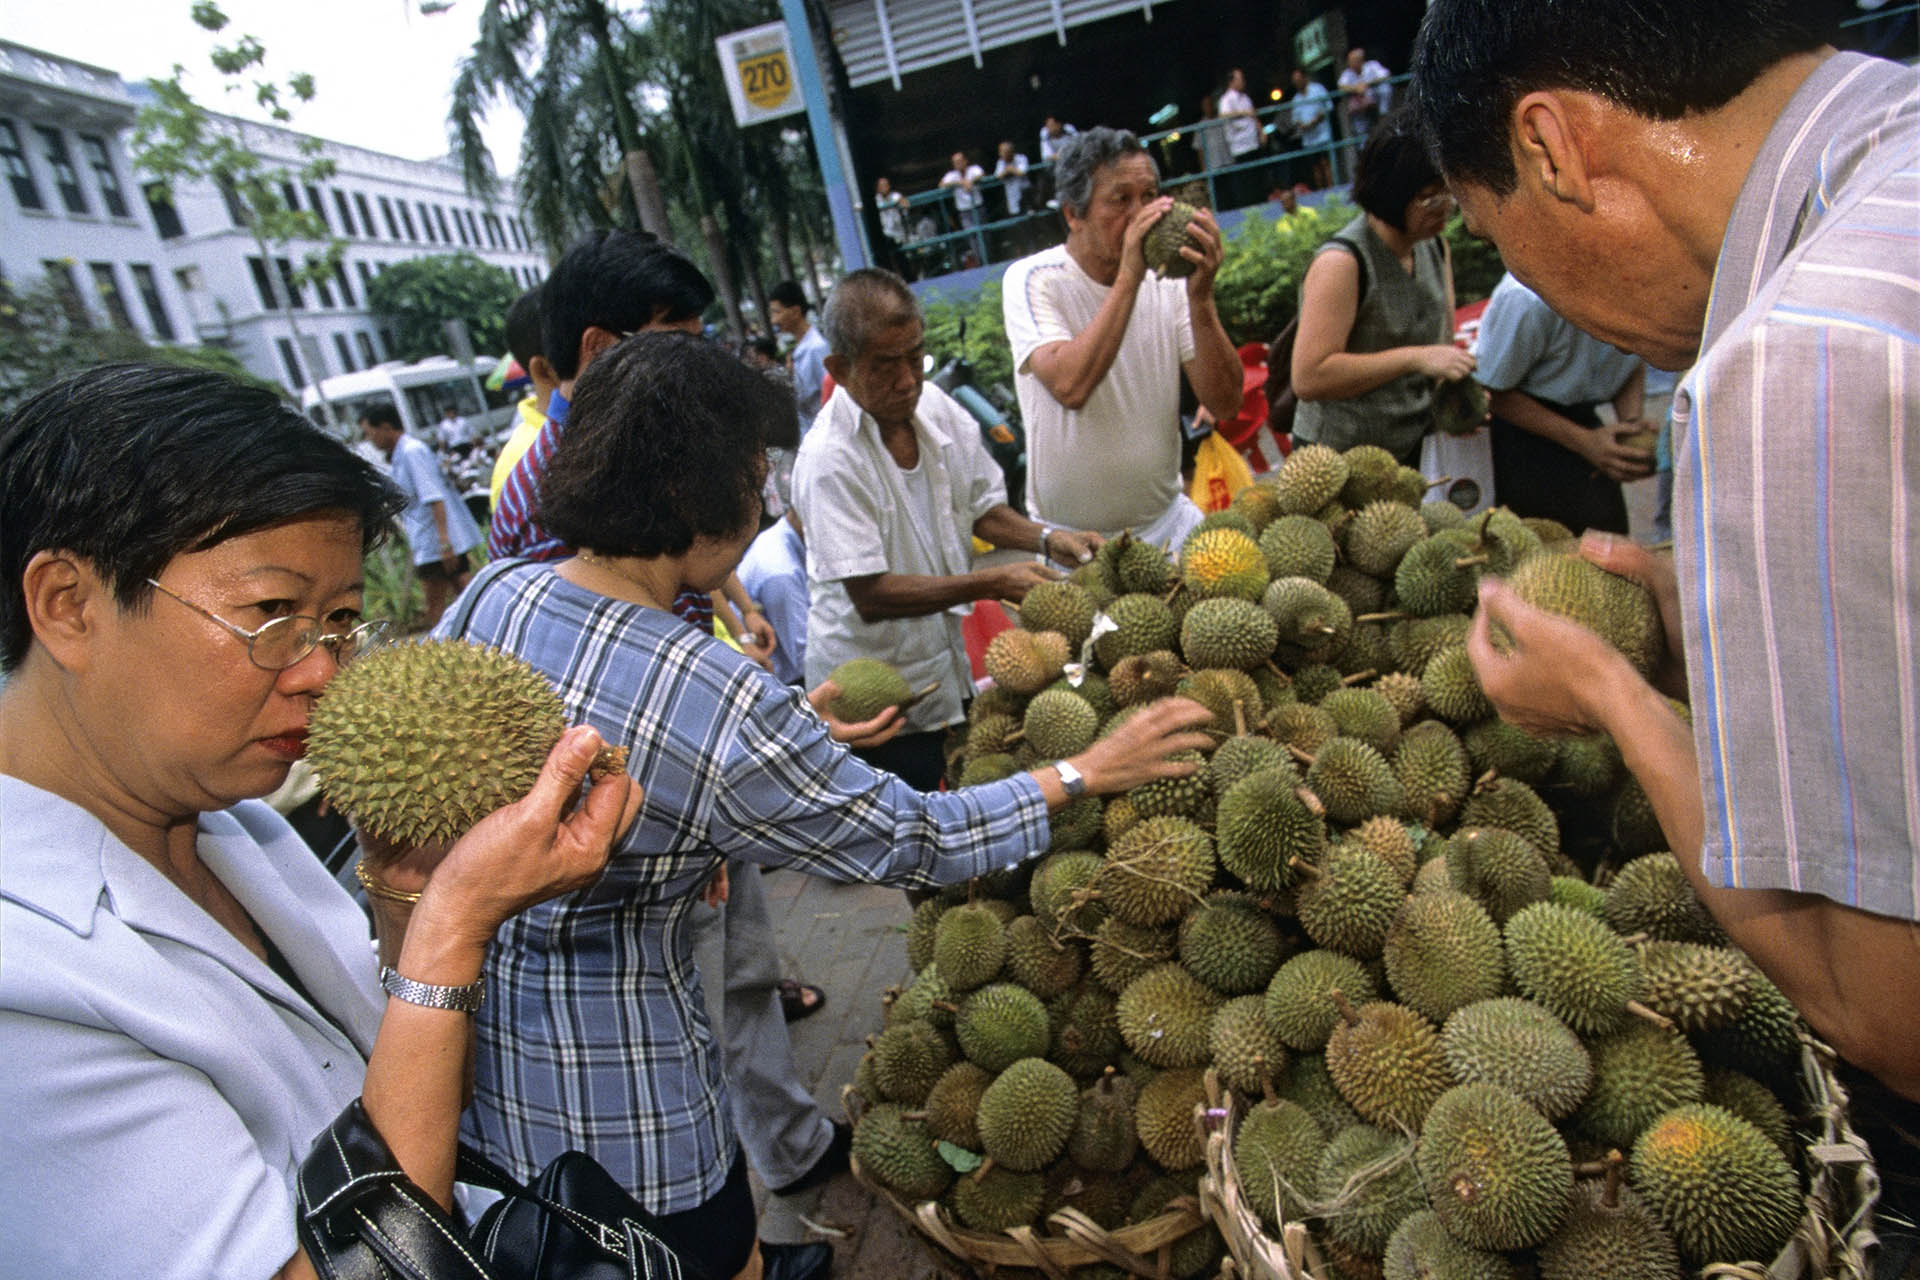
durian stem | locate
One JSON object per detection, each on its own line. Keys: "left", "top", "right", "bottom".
{"left": 1426, "top": 475, "right": 1453, "bottom": 490}
{"left": 1453, "top": 554, "right": 1491, "bottom": 569}
{"left": 1264, "top": 660, "right": 1292, "bottom": 684}
{"left": 902, "top": 1110, "right": 928, "bottom": 1121}
{"left": 1232, "top": 700, "right": 1249, "bottom": 738}
{"left": 1000, "top": 600, "right": 1022, "bottom": 612}
{"left": 1473, "top": 768, "right": 1501, "bottom": 792}
{"left": 1288, "top": 855, "right": 1323, "bottom": 882}
{"left": 1285, "top": 744, "right": 1317, "bottom": 767}
{"left": 1006, "top": 728, "right": 1026, "bottom": 745}
{"left": 1602, "top": 1150, "right": 1626, "bottom": 1208}
{"left": 1355, "top": 612, "right": 1407, "bottom": 624}
{"left": 972, "top": 1157, "right": 996, "bottom": 1182}
{"left": 1254, "top": 1055, "right": 1278, "bottom": 1105}
{"left": 1294, "top": 787, "right": 1326, "bottom": 817}
{"left": 930, "top": 1000, "right": 960, "bottom": 1014}
{"left": 1619, "top": 931, "right": 1651, "bottom": 946}
{"left": 1624, "top": 999, "right": 1676, "bottom": 1031}
{"left": 1340, "top": 670, "right": 1376, "bottom": 686}
{"left": 1163, "top": 583, "right": 1182, "bottom": 605}
{"left": 1328, "top": 987, "right": 1360, "bottom": 1026}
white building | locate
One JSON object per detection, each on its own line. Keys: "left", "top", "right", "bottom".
{"left": 0, "top": 39, "right": 548, "bottom": 392}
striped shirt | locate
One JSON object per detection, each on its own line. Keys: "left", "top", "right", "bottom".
{"left": 439, "top": 562, "right": 1051, "bottom": 1212}
{"left": 1671, "top": 52, "right": 1920, "bottom": 920}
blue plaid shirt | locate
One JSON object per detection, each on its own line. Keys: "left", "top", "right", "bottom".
{"left": 438, "top": 562, "right": 1049, "bottom": 1212}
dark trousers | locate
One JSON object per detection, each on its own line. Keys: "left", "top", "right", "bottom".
{"left": 854, "top": 729, "right": 949, "bottom": 792}
{"left": 1488, "top": 396, "right": 1630, "bottom": 536}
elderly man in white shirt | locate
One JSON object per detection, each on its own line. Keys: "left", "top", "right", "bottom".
{"left": 793, "top": 269, "right": 1101, "bottom": 790}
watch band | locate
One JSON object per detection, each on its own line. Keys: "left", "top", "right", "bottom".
{"left": 1054, "top": 759, "right": 1088, "bottom": 799}
{"left": 380, "top": 965, "right": 486, "bottom": 1014}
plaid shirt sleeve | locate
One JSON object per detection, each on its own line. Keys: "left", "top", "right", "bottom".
{"left": 487, "top": 413, "right": 569, "bottom": 561}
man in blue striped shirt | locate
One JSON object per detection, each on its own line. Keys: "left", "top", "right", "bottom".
{"left": 1412, "top": 0, "right": 1920, "bottom": 1120}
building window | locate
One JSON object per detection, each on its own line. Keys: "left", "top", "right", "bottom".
{"left": 42, "top": 259, "right": 89, "bottom": 327}
{"left": 88, "top": 262, "right": 133, "bottom": 328}
{"left": 79, "top": 135, "right": 130, "bottom": 218}
{"left": 129, "top": 264, "right": 176, "bottom": 340}
{"left": 304, "top": 184, "right": 328, "bottom": 232}
{"left": 311, "top": 269, "right": 335, "bottom": 308}
{"left": 450, "top": 208, "right": 471, "bottom": 246}
{"left": 489, "top": 214, "right": 507, "bottom": 248}
{"left": 433, "top": 205, "right": 453, "bottom": 242}
{"left": 396, "top": 202, "right": 418, "bottom": 241}
{"left": 355, "top": 260, "right": 374, "bottom": 293}
{"left": 0, "top": 121, "right": 43, "bottom": 210}
{"left": 35, "top": 127, "right": 87, "bottom": 214}
{"left": 145, "top": 182, "right": 185, "bottom": 238}
{"left": 415, "top": 201, "right": 436, "bottom": 243}
{"left": 461, "top": 209, "right": 480, "bottom": 245}
{"left": 274, "top": 257, "right": 307, "bottom": 309}
{"left": 333, "top": 189, "right": 356, "bottom": 236}
{"left": 354, "top": 191, "right": 375, "bottom": 237}
{"left": 279, "top": 181, "right": 301, "bottom": 214}
{"left": 355, "top": 331, "right": 378, "bottom": 366}
{"left": 377, "top": 195, "right": 399, "bottom": 239}
{"left": 276, "top": 337, "right": 305, "bottom": 388}
{"left": 333, "top": 261, "right": 355, "bottom": 306}
{"left": 247, "top": 257, "right": 277, "bottom": 309}
{"left": 333, "top": 332, "right": 356, "bottom": 373}
{"left": 216, "top": 172, "right": 249, "bottom": 227}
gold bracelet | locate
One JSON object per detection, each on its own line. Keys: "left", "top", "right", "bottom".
{"left": 355, "top": 861, "right": 422, "bottom": 905}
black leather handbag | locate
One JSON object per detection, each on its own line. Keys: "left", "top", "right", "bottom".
{"left": 297, "top": 1100, "right": 697, "bottom": 1280}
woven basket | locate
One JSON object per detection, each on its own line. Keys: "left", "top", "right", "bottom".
{"left": 1198, "top": 1033, "right": 1881, "bottom": 1280}
{"left": 842, "top": 1085, "right": 1209, "bottom": 1280}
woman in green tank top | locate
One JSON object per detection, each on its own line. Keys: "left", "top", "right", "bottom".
{"left": 1290, "top": 114, "right": 1478, "bottom": 464}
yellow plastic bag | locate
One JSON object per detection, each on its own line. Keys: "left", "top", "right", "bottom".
{"left": 1189, "top": 429, "right": 1255, "bottom": 513}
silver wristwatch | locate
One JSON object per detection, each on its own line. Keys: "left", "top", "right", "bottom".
{"left": 1055, "top": 759, "right": 1088, "bottom": 799}
{"left": 380, "top": 965, "right": 486, "bottom": 1014}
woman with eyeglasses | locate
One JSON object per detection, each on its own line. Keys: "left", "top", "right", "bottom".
{"left": 1289, "top": 110, "right": 1477, "bottom": 463}
{"left": 0, "top": 363, "right": 641, "bottom": 1278}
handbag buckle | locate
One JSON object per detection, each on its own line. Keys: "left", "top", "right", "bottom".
{"left": 593, "top": 1219, "right": 631, "bottom": 1259}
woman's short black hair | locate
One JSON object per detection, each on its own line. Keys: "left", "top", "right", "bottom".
{"left": 0, "top": 362, "right": 403, "bottom": 671}
{"left": 537, "top": 332, "right": 792, "bottom": 559}
{"left": 1351, "top": 111, "right": 1444, "bottom": 231}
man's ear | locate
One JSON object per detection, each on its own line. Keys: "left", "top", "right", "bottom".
{"left": 1512, "top": 91, "right": 1595, "bottom": 211}
{"left": 576, "top": 325, "right": 621, "bottom": 372}
{"left": 527, "top": 353, "right": 559, "bottom": 390}
{"left": 824, "top": 352, "right": 850, "bottom": 385}
{"left": 20, "top": 550, "right": 107, "bottom": 673}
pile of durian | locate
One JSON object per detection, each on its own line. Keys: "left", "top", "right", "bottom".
{"left": 845, "top": 443, "right": 1812, "bottom": 1280}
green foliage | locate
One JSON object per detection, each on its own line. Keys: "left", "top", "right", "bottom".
{"left": 1211, "top": 198, "right": 1356, "bottom": 347}
{"left": 1444, "top": 215, "right": 1505, "bottom": 307}
{"left": 920, "top": 278, "right": 1014, "bottom": 394}
{"left": 365, "top": 253, "right": 519, "bottom": 362}
{"left": 362, "top": 539, "right": 426, "bottom": 635}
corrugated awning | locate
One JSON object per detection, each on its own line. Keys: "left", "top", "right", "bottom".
{"left": 826, "top": 0, "right": 1168, "bottom": 90}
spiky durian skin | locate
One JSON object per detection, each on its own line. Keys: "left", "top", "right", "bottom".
{"left": 906, "top": 898, "right": 947, "bottom": 972}
{"left": 1536, "top": 1179, "right": 1683, "bottom": 1280}
{"left": 1144, "top": 201, "right": 1202, "bottom": 276}
{"left": 1266, "top": 950, "right": 1380, "bottom": 1051}
{"left": 1217, "top": 767, "right": 1327, "bottom": 892}
{"left": 1316, "top": 1124, "right": 1425, "bottom": 1255}
{"left": 955, "top": 982, "right": 1053, "bottom": 1072}
{"left": 826, "top": 656, "right": 913, "bottom": 720}
{"left": 1419, "top": 1083, "right": 1573, "bottom": 1251}
{"left": 1098, "top": 815, "right": 1215, "bottom": 926}
{"left": 1604, "top": 853, "right": 1726, "bottom": 944}
{"left": 1134, "top": 1067, "right": 1210, "bottom": 1170}
{"left": 1275, "top": 444, "right": 1351, "bottom": 515}
{"left": 977, "top": 1057, "right": 1079, "bottom": 1172}
{"left": 1307, "top": 736, "right": 1406, "bottom": 827}
{"left": 1441, "top": 998, "right": 1592, "bottom": 1123}
{"left": 1210, "top": 995, "right": 1289, "bottom": 1094}
{"left": 1050, "top": 982, "right": 1125, "bottom": 1077}
{"left": 1326, "top": 1000, "right": 1457, "bottom": 1132}
{"left": 1382, "top": 1209, "right": 1515, "bottom": 1280}
{"left": 1018, "top": 578, "right": 1098, "bottom": 650}
{"left": 1116, "top": 963, "right": 1223, "bottom": 1068}
{"left": 1024, "top": 688, "right": 1100, "bottom": 759}
{"left": 1630, "top": 1104, "right": 1800, "bottom": 1268}
{"left": 871, "top": 1018, "right": 955, "bottom": 1105}
{"left": 1295, "top": 845, "right": 1407, "bottom": 959}
{"left": 307, "top": 639, "right": 569, "bottom": 846}
{"left": 949, "top": 1164, "right": 1048, "bottom": 1232}
{"left": 1504, "top": 902, "right": 1643, "bottom": 1036}
{"left": 1181, "top": 527, "right": 1270, "bottom": 602}
{"left": 933, "top": 903, "right": 1008, "bottom": 991}
{"left": 1210, "top": 734, "right": 1294, "bottom": 800}
{"left": 1383, "top": 890, "right": 1506, "bottom": 1024}
{"left": 1576, "top": 1023, "right": 1705, "bottom": 1151}
{"left": 853, "top": 1103, "right": 952, "bottom": 1200}
{"left": 1234, "top": 1098, "right": 1326, "bottom": 1228}
{"left": 1458, "top": 778, "right": 1560, "bottom": 861}
{"left": 1067, "top": 1071, "right": 1139, "bottom": 1172}
{"left": 1637, "top": 941, "right": 1755, "bottom": 1032}
{"left": 922, "top": 1060, "right": 992, "bottom": 1148}
{"left": 1179, "top": 891, "right": 1287, "bottom": 994}
{"left": 1089, "top": 917, "right": 1176, "bottom": 994}
{"left": 1260, "top": 513, "right": 1339, "bottom": 583}
{"left": 1002, "top": 915, "right": 1085, "bottom": 999}
{"left": 1394, "top": 719, "right": 1471, "bottom": 826}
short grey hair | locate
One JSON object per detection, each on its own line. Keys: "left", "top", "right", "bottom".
{"left": 821, "top": 268, "right": 920, "bottom": 360}
{"left": 1053, "top": 127, "right": 1155, "bottom": 219}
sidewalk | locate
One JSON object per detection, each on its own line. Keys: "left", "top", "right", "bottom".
{"left": 749, "top": 868, "right": 956, "bottom": 1280}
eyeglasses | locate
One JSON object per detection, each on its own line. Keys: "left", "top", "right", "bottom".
{"left": 145, "top": 578, "right": 389, "bottom": 671}
{"left": 1416, "top": 190, "right": 1457, "bottom": 212}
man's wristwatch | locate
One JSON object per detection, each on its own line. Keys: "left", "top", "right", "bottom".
{"left": 1054, "top": 759, "right": 1088, "bottom": 798}
{"left": 380, "top": 965, "right": 486, "bottom": 1014}
{"left": 1039, "top": 526, "right": 1055, "bottom": 560}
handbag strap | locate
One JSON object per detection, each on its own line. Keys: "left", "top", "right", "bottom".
{"left": 445, "top": 556, "right": 525, "bottom": 641}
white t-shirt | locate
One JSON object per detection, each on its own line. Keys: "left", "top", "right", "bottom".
{"left": 388, "top": 432, "right": 483, "bottom": 566}
{"left": 1218, "top": 87, "right": 1261, "bottom": 157}
{"left": 942, "top": 164, "right": 985, "bottom": 212}
{"left": 995, "top": 153, "right": 1030, "bottom": 215}
{"left": 1003, "top": 244, "right": 1196, "bottom": 536}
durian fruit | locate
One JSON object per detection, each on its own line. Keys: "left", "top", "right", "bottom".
{"left": 977, "top": 1057, "right": 1080, "bottom": 1172}
{"left": 1030, "top": 850, "right": 1106, "bottom": 936}
{"left": 958, "top": 753, "right": 1020, "bottom": 786}
{"left": 871, "top": 1018, "right": 955, "bottom": 1105}
{"left": 1463, "top": 718, "right": 1558, "bottom": 786}
{"left": 1523, "top": 516, "right": 1577, "bottom": 548}
{"left": 1339, "top": 445, "right": 1403, "bottom": 508}
{"left": 1265, "top": 576, "right": 1353, "bottom": 661}
{"left": 888, "top": 965, "right": 956, "bottom": 1029}
{"left": 1018, "top": 578, "right": 1098, "bottom": 650}
{"left": 1440, "top": 997, "right": 1592, "bottom": 1122}
{"left": 1336, "top": 621, "right": 1397, "bottom": 681}
{"left": 1175, "top": 669, "right": 1262, "bottom": 740}
{"left": 1100, "top": 530, "right": 1176, "bottom": 595}
{"left": 851, "top": 1051, "right": 882, "bottom": 1107}
{"left": 1611, "top": 776, "right": 1668, "bottom": 857}
{"left": 1099, "top": 815, "right": 1215, "bottom": 925}
{"left": 1536, "top": 1166, "right": 1684, "bottom": 1280}
{"left": 1181, "top": 527, "right": 1270, "bottom": 602}
{"left": 1023, "top": 688, "right": 1100, "bottom": 759}
{"left": 1144, "top": 200, "right": 1202, "bottom": 277}
{"left": 1260, "top": 513, "right": 1339, "bottom": 584}
{"left": 1179, "top": 891, "right": 1288, "bottom": 995}
{"left": 1280, "top": 1052, "right": 1365, "bottom": 1139}
{"left": 1351, "top": 815, "right": 1420, "bottom": 886}
{"left": 985, "top": 628, "right": 1071, "bottom": 694}
{"left": 1134, "top": 1067, "right": 1210, "bottom": 1170}
{"left": 1305, "top": 737, "right": 1405, "bottom": 827}
{"left": 1502, "top": 552, "right": 1663, "bottom": 677}
{"left": 1181, "top": 596, "right": 1280, "bottom": 670}
{"left": 1346, "top": 501, "right": 1428, "bottom": 577}
{"left": 1458, "top": 777, "right": 1559, "bottom": 861}
{"left": 1604, "top": 853, "right": 1726, "bottom": 945}
{"left": 1002, "top": 915, "right": 1085, "bottom": 999}
{"left": 1420, "top": 501, "right": 1469, "bottom": 533}
{"left": 1050, "top": 982, "right": 1125, "bottom": 1077}
{"left": 1695, "top": 971, "right": 1802, "bottom": 1084}
{"left": 1549, "top": 874, "right": 1609, "bottom": 918}
{"left": 1372, "top": 671, "right": 1426, "bottom": 728}
{"left": 1090, "top": 917, "right": 1177, "bottom": 994}
{"left": 1233, "top": 1096, "right": 1326, "bottom": 1228}
{"left": 1382, "top": 890, "right": 1505, "bottom": 1023}
{"left": 1421, "top": 644, "right": 1493, "bottom": 723}
{"left": 1576, "top": 1022, "right": 1705, "bottom": 1150}
{"left": 1101, "top": 796, "right": 1139, "bottom": 849}
{"left": 1209, "top": 733, "right": 1294, "bottom": 801}
{"left": 308, "top": 639, "right": 576, "bottom": 846}
{"left": 956, "top": 982, "right": 1053, "bottom": 1072}
{"left": 1701, "top": 1069, "right": 1795, "bottom": 1161}
{"left": 949, "top": 1165, "right": 1049, "bottom": 1232}
{"left": 1268, "top": 701, "right": 1340, "bottom": 756}
{"left": 1630, "top": 1103, "right": 1800, "bottom": 1268}
{"left": 1294, "top": 845, "right": 1407, "bottom": 959}
{"left": 1115, "top": 962, "right": 1223, "bottom": 1068}
{"left": 1394, "top": 719, "right": 1471, "bottom": 826}
{"left": 824, "top": 656, "right": 914, "bottom": 722}
{"left": 1129, "top": 747, "right": 1217, "bottom": 821}
{"left": 1129, "top": 1179, "right": 1225, "bottom": 1278}
{"left": 1636, "top": 941, "right": 1754, "bottom": 1032}
{"left": 1325, "top": 995, "right": 1457, "bottom": 1132}
{"left": 1266, "top": 950, "right": 1380, "bottom": 1051}
{"left": 1108, "top": 649, "right": 1186, "bottom": 706}
{"left": 1289, "top": 662, "right": 1346, "bottom": 705}
{"left": 1382, "top": 1209, "right": 1513, "bottom": 1280}
{"left": 1504, "top": 902, "right": 1649, "bottom": 1036}
{"left": 1320, "top": 687, "right": 1403, "bottom": 757}
{"left": 1316, "top": 1123, "right": 1425, "bottom": 1256}
{"left": 1210, "top": 995, "right": 1289, "bottom": 1094}
{"left": 1553, "top": 733, "right": 1624, "bottom": 797}
{"left": 964, "top": 711, "right": 1023, "bottom": 760}
{"left": 1418, "top": 1082, "right": 1573, "bottom": 1251}
{"left": 1446, "top": 827, "right": 1552, "bottom": 925}
{"left": 1432, "top": 375, "right": 1490, "bottom": 437}
{"left": 933, "top": 902, "right": 1009, "bottom": 990}
{"left": 923, "top": 1060, "right": 993, "bottom": 1148}
{"left": 1047, "top": 1165, "right": 1138, "bottom": 1231}
{"left": 1274, "top": 443, "right": 1350, "bottom": 516}
{"left": 1217, "top": 767, "right": 1327, "bottom": 892}
{"left": 906, "top": 898, "right": 947, "bottom": 971}
{"left": 852, "top": 1103, "right": 952, "bottom": 1200}
{"left": 1094, "top": 594, "right": 1180, "bottom": 668}
{"left": 1068, "top": 1068, "right": 1140, "bottom": 1172}
{"left": 1395, "top": 532, "right": 1486, "bottom": 617}
{"left": 1048, "top": 793, "right": 1104, "bottom": 853}
{"left": 1390, "top": 613, "right": 1474, "bottom": 678}
{"left": 1231, "top": 482, "right": 1285, "bottom": 534}
{"left": 1197, "top": 508, "right": 1257, "bottom": 539}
